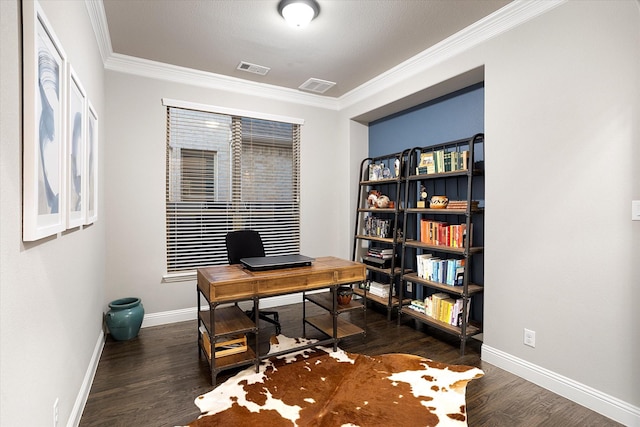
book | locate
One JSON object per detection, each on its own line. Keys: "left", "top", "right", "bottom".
{"left": 461, "top": 150, "right": 469, "bottom": 170}
{"left": 368, "top": 247, "right": 393, "bottom": 255}
{"left": 362, "top": 255, "right": 392, "bottom": 268}
{"left": 418, "top": 152, "right": 435, "bottom": 174}
{"left": 367, "top": 281, "right": 390, "bottom": 298}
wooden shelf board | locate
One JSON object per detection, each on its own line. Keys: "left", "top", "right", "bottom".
{"left": 360, "top": 178, "right": 400, "bottom": 185}
{"left": 405, "top": 208, "right": 483, "bottom": 215}
{"left": 353, "top": 288, "right": 409, "bottom": 308}
{"left": 358, "top": 208, "right": 398, "bottom": 214}
{"left": 355, "top": 235, "right": 397, "bottom": 244}
{"left": 305, "top": 292, "right": 364, "bottom": 313}
{"left": 406, "top": 168, "right": 482, "bottom": 182}
{"left": 400, "top": 308, "right": 480, "bottom": 337}
{"left": 402, "top": 273, "right": 483, "bottom": 296}
{"left": 353, "top": 288, "right": 388, "bottom": 306}
{"left": 362, "top": 264, "right": 406, "bottom": 276}
{"left": 198, "top": 305, "right": 256, "bottom": 336}
{"left": 206, "top": 345, "right": 257, "bottom": 370}
{"left": 403, "top": 239, "right": 483, "bottom": 254}
{"left": 305, "top": 314, "right": 365, "bottom": 339}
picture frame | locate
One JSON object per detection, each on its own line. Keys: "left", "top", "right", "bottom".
{"left": 22, "top": 0, "right": 68, "bottom": 241}
{"left": 85, "top": 102, "right": 98, "bottom": 224}
{"left": 66, "top": 67, "right": 86, "bottom": 229}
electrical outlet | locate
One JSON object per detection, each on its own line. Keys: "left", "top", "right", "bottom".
{"left": 53, "top": 398, "right": 59, "bottom": 426}
{"left": 524, "top": 328, "right": 536, "bottom": 348}
{"left": 632, "top": 200, "right": 640, "bottom": 221}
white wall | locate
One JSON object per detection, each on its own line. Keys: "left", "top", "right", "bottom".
{"left": 340, "top": 1, "right": 639, "bottom": 423}
{"left": 0, "top": 1, "right": 106, "bottom": 426}
{"left": 104, "top": 72, "right": 343, "bottom": 316}
{"left": 483, "top": 0, "right": 639, "bottom": 416}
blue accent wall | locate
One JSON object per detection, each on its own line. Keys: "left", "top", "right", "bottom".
{"left": 369, "top": 83, "right": 484, "bottom": 157}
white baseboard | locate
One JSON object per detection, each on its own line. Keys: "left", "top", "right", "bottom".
{"left": 482, "top": 345, "right": 640, "bottom": 426}
{"left": 141, "top": 292, "right": 306, "bottom": 328}
{"left": 69, "top": 330, "right": 105, "bottom": 427}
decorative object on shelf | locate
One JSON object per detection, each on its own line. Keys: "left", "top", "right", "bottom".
{"left": 430, "top": 195, "right": 449, "bottom": 209}
{"left": 368, "top": 164, "right": 382, "bottom": 181}
{"left": 375, "top": 194, "right": 390, "bottom": 208}
{"left": 417, "top": 185, "right": 428, "bottom": 208}
{"left": 367, "top": 190, "right": 381, "bottom": 207}
{"left": 337, "top": 286, "right": 353, "bottom": 305}
{"left": 366, "top": 190, "right": 391, "bottom": 208}
{"left": 105, "top": 297, "right": 144, "bottom": 341}
{"left": 394, "top": 158, "right": 400, "bottom": 177}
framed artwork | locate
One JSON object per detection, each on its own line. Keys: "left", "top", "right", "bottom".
{"left": 67, "top": 67, "right": 86, "bottom": 229}
{"left": 22, "top": 0, "right": 68, "bottom": 241}
{"left": 85, "top": 102, "right": 98, "bottom": 224}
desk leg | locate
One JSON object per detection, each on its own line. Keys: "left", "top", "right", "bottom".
{"left": 253, "top": 297, "right": 260, "bottom": 373}
{"left": 197, "top": 288, "right": 201, "bottom": 355}
{"left": 332, "top": 286, "right": 338, "bottom": 352}
{"left": 210, "top": 302, "right": 217, "bottom": 385}
{"left": 302, "top": 291, "right": 307, "bottom": 337}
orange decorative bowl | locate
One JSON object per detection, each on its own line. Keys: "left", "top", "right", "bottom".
{"left": 430, "top": 195, "right": 449, "bottom": 209}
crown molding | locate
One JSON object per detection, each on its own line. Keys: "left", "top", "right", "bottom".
{"left": 104, "top": 53, "right": 340, "bottom": 110}
{"left": 85, "top": 0, "right": 111, "bottom": 64}
{"left": 86, "top": 0, "right": 566, "bottom": 113}
{"left": 338, "top": 0, "right": 567, "bottom": 110}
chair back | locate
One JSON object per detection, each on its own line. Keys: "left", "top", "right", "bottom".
{"left": 225, "top": 229, "right": 265, "bottom": 265}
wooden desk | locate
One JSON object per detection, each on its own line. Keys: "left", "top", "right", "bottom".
{"left": 196, "top": 256, "right": 366, "bottom": 384}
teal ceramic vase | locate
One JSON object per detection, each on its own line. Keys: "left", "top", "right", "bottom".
{"left": 106, "top": 297, "right": 144, "bottom": 341}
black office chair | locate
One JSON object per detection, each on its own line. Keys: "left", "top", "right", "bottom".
{"left": 225, "top": 229, "right": 281, "bottom": 334}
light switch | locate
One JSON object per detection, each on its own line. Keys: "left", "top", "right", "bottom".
{"left": 632, "top": 200, "right": 640, "bottom": 221}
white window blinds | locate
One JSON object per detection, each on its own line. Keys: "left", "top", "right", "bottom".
{"left": 166, "top": 106, "right": 300, "bottom": 273}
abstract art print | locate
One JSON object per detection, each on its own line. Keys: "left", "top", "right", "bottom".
{"left": 85, "top": 102, "right": 98, "bottom": 224}
{"left": 67, "top": 67, "right": 86, "bottom": 228}
{"left": 22, "top": 0, "right": 67, "bottom": 241}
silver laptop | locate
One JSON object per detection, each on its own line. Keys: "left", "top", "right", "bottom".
{"left": 240, "top": 254, "right": 315, "bottom": 271}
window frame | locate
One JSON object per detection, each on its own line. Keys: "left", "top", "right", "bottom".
{"left": 162, "top": 99, "right": 304, "bottom": 281}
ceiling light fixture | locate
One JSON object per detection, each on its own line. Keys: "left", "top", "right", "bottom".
{"left": 278, "top": 0, "right": 320, "bottom": 28}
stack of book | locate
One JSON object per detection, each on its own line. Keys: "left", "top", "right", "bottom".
{"left": 362, "top": 246, "right": 395, "bottom": 268}
{"left": 367, "top": 281, "right": 391, "bottom": 298}
{"left": 446, "top": 200, "right": 480, "bottom": 210}
{"left": 367, "top": 247, "right": 393, "bottom": 259}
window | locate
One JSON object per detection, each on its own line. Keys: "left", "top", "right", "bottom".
{"left": 165, "top": 104, "right": 301, "bottom": 274}
{"left": 180, "top": 148, "right": 216, "bottom": 201}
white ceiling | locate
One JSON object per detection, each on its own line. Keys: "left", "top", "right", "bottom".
{"left": 102, "top": 0, "right": 512, "bottom": 98}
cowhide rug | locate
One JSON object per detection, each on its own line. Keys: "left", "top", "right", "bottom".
{"left": 185, "top": 335, "right": 484, "bottom": 427}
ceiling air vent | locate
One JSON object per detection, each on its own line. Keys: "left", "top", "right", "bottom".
{"left": 299, "top": 78, "right": 336, "bottom": 94}
{"left": 237, "top": 61, "right": 270, "bottom": 76}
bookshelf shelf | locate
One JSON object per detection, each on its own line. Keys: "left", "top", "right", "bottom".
{"left": 403, "top": 272, "right": 483, "bottom": 296}
{"left": 400, "top": 308, "right": 480, "bottom": 337}
{"left": 352, "top": 151, "right": 409, "bottom": 320}
{"left": 398, "top": 134, "right": 485, "bottom": 355}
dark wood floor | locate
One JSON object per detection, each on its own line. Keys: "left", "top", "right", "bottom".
{"left": 80, "top": 300, "right": 621, "bottom": 427}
